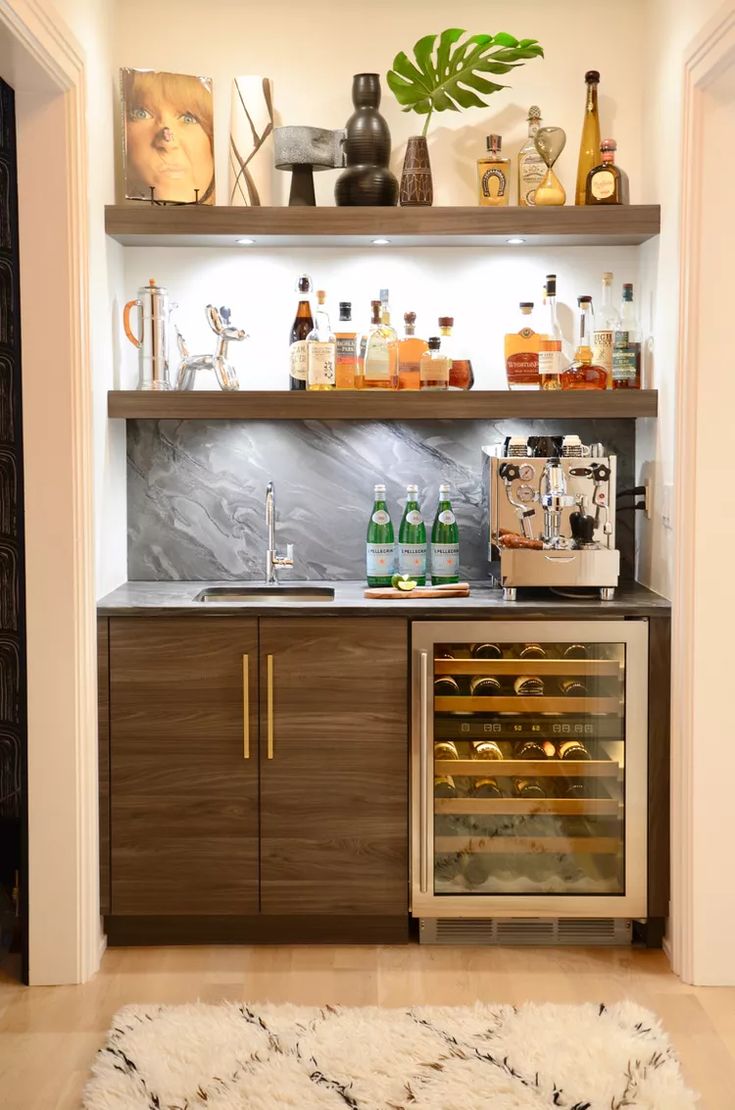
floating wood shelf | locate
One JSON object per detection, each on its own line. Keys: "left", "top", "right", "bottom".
{"left": 108, "top": 389, "right": 658, "bottom": 421}
{"left": 105, "top": 204, "right": 661, "bottom": 247}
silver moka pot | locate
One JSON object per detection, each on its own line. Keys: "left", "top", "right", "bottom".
{"left": 123, "top": 279, "right": 174, "bottom": 390}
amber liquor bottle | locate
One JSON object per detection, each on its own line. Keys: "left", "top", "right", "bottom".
{"left": 289, "top": 274, "right": 313, "bottom": 390}
{"left": 560, "top": 297, "right": 608, "bottom": 390}
{"left": 586, "top": 139, "right": 629, "bottom": 205}
{"left": 398, "top": 312, "right": 427, "bottom": 390}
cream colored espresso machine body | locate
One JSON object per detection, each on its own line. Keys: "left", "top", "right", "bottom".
{"left": 483, "top": 444, "right": 620, "bottom": 601}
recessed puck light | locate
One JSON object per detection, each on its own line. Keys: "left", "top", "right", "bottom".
{"left": 506, "top": 237, "right": 526, "bottom": 245}
{"left": 236, "top": 237, "right": 255, "bottom": 245}
{"left": 371, "top": 238, "right": 391, "bottom": 245}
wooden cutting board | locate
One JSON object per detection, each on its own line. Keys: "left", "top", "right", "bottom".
{"left": 364, "top": 583, "right": 471, "bottom": 600}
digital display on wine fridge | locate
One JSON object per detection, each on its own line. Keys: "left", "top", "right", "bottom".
{"left": 412, "top": 621, "right": 648, "bottom": 918}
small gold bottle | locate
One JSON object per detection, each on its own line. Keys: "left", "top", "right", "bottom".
{"left": 477, "top": 135, "right": 510, "bottom": 207}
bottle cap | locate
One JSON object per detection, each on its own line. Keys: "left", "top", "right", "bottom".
{"left": 528, "top": 105, "right": 541, "bottom": 120}
{"left": 486, "top": 134, "right": 502, "bottom": 152}
{"left": 602, "top": 271, "right": 613, "bottom": 283}
{"left": 339, "top": 301, "right": 352, "bottom": 319}
{"left": 578, "top": 295, "right": 593, "bottom": 304}
{"left": 623, "top": 282, "right": 634, "bottom": 301}
{"left": 316, "top": 290, "right": 326, "bottom": 305}
{"left": 439, "top": 483, "right": 451, "bottom": 494}
{"left": 600, "top": 138, "right": 617, "bottom": 151}
{"left": 374, "top": 484, "right": 386, "bottom": 494}
{"left": 404, "top": 311, "right": 416, "bottom": 324}
{"left": 428, "top": 336, "right": 441, "bottom": 349}
{"left": 379, "top": 288, "right": 389, "bottom": 303}
{"left": 546, "top": 275, "right": 557, "bottom": 295}
{"left": 296, "top": 274, "right": 312, "bottom": 293}
{"left": 520, "top": 302, "right": 534, "bottom": 312}
{"left": 585, "top": 70, "right": 600, "bottom": 83}
{"left": 406, "top": 484, "right": 418, "bottom": 494}
{"left": 438, "top": 316, "right": 454, "bottom": 327}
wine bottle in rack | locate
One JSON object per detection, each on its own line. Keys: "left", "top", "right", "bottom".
{"left": 515, "top": 739, "right": 548, "bottom": 760}
{"left": 519, "top": 643, "right": 547, "bottom": 659}
{"left": 558, "top": 740, "right": 591, "bottom": 761}
{"left": 434, "top": 675, "right": 461, "bottom": 696}
{"left": 469, "top": 675, "right": 503, "bottom": 697}
{"left": 558, "top": 778, "right": 587, "bottom": 798}
{"left": 514, "top": 675, "right": 544, "bottom": 696}
{"left": 559, "top": 678, "right": 588, "bottom": 696}
{"left": 434, "top": 740, "right": 460, "bottom": 760}
{"left": 472, "top": 740, "right": 503, "bottom": 760}
{"left": 564, "top": 643, "right": 589, "bottom": 659}
{"left": 514, "top": 777, "right": 546, "bottom": 797}
{"left": 472, "top": 777, "right": 503, "bottom": 798}
{"left": 434, "top": 775, "right": 457, "bottom": 797}
{"left": 471, "top": 643, "right": 503, "bottom": 659}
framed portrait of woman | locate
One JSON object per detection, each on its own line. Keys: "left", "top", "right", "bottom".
{"left": 121, "top": 68, "right": 215, "bottom": 204}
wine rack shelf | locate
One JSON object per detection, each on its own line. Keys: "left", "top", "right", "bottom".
{"left": 434, "top": 695, "right": 622, "bottom": 713}
{"left": 434, "top": 659, "right": 622, "bottom": 676}
{"left": 434, "top": 797, "right": 619, "bottom": 816}
{"left": 434, "top": 759, "right": 620, "bottom": 777}
{"left": 434, "top": 835, "right": 620, "bottom": 854}
{"left": 104, "top": 204, "right": 661, "bottom": 247}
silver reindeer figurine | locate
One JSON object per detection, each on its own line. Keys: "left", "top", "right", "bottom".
{"left": 175, "top": 305, "right": 247, "bottom": 391}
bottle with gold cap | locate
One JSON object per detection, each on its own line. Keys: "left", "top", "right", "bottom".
{"left": 477, "top": 134, "right": 510, "bottom": 206}
{"left": 306, "top": 290, "right": 336, "bottom": 390}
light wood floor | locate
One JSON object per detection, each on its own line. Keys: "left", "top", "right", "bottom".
{"left": 0, "top": 944, "right": 733, "bottom": 1109}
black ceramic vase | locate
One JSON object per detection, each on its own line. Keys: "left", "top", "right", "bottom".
{"left": 335, "top": 73, "right": 398, "bottom": 206}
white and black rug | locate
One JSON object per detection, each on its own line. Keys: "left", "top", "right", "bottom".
{"left": 84, "top": 1000, "right": 698, "bottom": 1109}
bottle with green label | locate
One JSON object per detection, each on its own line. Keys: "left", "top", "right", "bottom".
{"left": 398, "top": 483, "right": 427, "bottom": 585}
{"left": 431, "top": 483, "right": 460, "bottom": 584}
{"left": 366, "top": 484, "right": 395, "bottom": 586}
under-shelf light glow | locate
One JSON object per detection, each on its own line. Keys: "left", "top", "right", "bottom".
{"left": 237, "top": 238, "right": 256, "bottom": 245}
{"left": 371, "top": 238, "right": 391, "bottom": 245}
{"left": 506, "top": 237, "right": 526, "bottom": 245}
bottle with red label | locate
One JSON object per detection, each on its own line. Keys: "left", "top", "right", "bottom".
{"left": 505, "top": 302, "right": 542, "bottom": 390}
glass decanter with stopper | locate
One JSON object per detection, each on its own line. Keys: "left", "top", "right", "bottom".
{"left": 360, "top": 290, "right": 398, "bottom": 390}
{"left": 560, "top": 296, "right": 608, "bottom": 390}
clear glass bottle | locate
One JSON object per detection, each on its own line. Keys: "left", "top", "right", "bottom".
{"left": 612, "top": 283, "right": 642, "bottom": 389}
{"left": 335, "top": 301, "right": 358, "bottom": 389}
{"left": 289, "top": 273, "right": 313, "bottom": 390}
{"left": 360, "top": 292, "right": 399, "bottom": 390}
{"left": 477, "top": 134, "right": 510, "bottom": 207}
{"left": 592, "top": 272, "right": 620, "bottom": 389}
{"left": 397, "top": 483, "right": 427, "bottom": 585}
{"left": 575, "top": 70, "right": 601, "bottom": 206}
{"left": 505, "top": 302, "right": 541, "bottom": 390}
{"left": 366, "top": 483, "right": 395, "bottom": 586}
{"left": 419, "top": 336, "right": 450, "bottom": 390}
{"left": 398, "top": 311, "right": 427, "bottom": 390}
{"left": 560, "top": 296, "right": 608, "bottom": 390}
{"left": 586, "top": 139, "right": 630, "bottom": 205}
{"left": 431, "top": 484, "right": 460, "bottom": 585}
{"left": 306, "top": 290, "right": 336, "bottom": 391}
{"left": 539, "top": 274, "right": 563, "bottom": 391}
{"left": 518, "top": 105, "right": 545, "bottom": 206}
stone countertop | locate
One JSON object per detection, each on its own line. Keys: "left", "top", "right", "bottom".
{"left": 97, "top": 580, "right": 670, "bottom": 618}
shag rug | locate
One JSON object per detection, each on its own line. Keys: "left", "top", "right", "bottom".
{"left": 83, "top": 1000, "right": 698, "bottom": 1109}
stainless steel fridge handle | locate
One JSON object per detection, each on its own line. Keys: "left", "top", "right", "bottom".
{"left": 419, "top": 649, "right": 430, "bottom": 894}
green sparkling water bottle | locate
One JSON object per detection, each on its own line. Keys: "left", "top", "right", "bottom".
{"left": 431, "top": 483, "right": 460, "bottom": 584}
{"left": 398, "top": 483, "right": 427, "bottom": 586}
{"left": 366, "top": 483, "right": 395, "bottom": 586}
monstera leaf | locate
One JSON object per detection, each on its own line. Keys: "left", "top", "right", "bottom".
{"left": 387, "top": 29, "right": 544, "bottom": 136}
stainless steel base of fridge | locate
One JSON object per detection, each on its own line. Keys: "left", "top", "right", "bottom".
{"left": 419, "top": 917, "right": 633, "bottom": 946}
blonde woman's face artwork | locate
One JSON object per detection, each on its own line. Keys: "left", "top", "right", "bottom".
{"left": 123, "top": 70, "right": 215, "bottom": 204}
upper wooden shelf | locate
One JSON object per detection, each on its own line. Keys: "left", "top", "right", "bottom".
{"left": 108, "top": 389, "right": 658, "bottom": 421}
{"left": 104, "top": 204, "right": 661, "bottom": 248}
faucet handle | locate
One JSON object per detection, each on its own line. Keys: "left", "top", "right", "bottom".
{"left": 284, "top": 543, "right": 294, "bottom": 566}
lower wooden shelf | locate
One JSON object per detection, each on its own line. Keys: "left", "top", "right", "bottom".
{"left": 434, "top": 836, "right": 620, "bottom": 854}
{"left": 434, "top": 759, "right": 620, "bottom": 777}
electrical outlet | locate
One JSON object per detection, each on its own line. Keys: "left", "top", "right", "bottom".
{"left": 662, "top": 484, "right": 674, "bottom": 530}
{"left": 643, "top": 480, "right": 652, "bottom": 520}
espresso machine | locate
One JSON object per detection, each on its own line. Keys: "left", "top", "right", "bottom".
{"left": 484, "top": 434, "right": 620, "bottom": 600}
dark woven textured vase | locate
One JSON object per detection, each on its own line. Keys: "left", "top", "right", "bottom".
{"left": 335, "top": 74, "right": 398, "bottom": 207}
{"left": 399, "top": 136, "right": 433, "bottom": 207}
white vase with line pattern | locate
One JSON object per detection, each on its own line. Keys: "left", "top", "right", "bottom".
{"left": 228, "top": 76, "right": 274, "bottom": 206}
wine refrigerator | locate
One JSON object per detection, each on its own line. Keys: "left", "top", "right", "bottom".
{"left": 411, "top": 621, "right": 648, "bottom": 944}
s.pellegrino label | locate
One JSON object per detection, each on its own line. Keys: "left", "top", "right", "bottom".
{"left": 366, "top": 542, "right": 395, "bottom": 580}
{"left": 431, "top": 542, "right": 459, "bottom": 579}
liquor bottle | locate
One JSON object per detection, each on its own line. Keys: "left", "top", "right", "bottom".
{"left": 515, "top": 740, "right": 547, "bottom": 760}
{"left": 397, "top": 483, "right": 427, "bottom": 585}
{"left": 560, "top": 297, "right": 608, "bottom": 390}
{"left": 434, "top": 675, "right": 460, "bottom": 696}
{"left": 612, "top": 283, "right": 642, "bottom": 389}
{"left": 477, "top": 134, "right": 510, "bottom": 206}
{"left": 505, "top": 303, "right": 541, "bottom": 390}
{"left": 558, "top": 740, "right": 591, "bottom": 761}
{"left": 398, "top": 312, "right": 427, "bottom": 390}
{"left": 357, "top": 300, "right": 380, "bottom": 387}
{"left": 335, "top": 302, "right": 358, "bottom": 389}
{"left": 437, "top": 316, "right": 454, "bottom": 383}
{"left": 361, "top": 291, "right": 398, "bottom": 390}
{"left": 518, "top": 106, "right": 544, "bottom": 206}
{"left": 434, "top": 775, "right": 457, "bottom": 797}
{"left": 575, "top": 70, "right": 601, "bottom": 206}
{"left": 289, "top": 273, "right": 313, "bottom": 390}
{"left": 539, "top": 275, "right": 563, "bottom": 392}
{"left": 420, "top": 337, "right": 450, "bottom": 391}
{"left": 586, "top": 139, "right": 629, "bottom": 205}
{"left": 306, "top": 291, "right": 336, "bottom": 391}
{"left": 431, "top": 484, "right": 460, "bottom": 584}
{"left": 469, "top": 675, "right": 502, "bottom": 696}
{"left": 514, "top": 777, "right": 546, "bottom": 797}
{"left": 365, "top": 483, "right": 395, "bottom": 586}
{"left": 471, "top": 643, "right": 502, "bottom": 659}
{"left": 592, "top": 272, "right": 620, "bottom": 389}
{"left": 472, "top": 777, "right": 503, "bottom": 798}
{"left": 472, "top": 740, "right": 503, "bottom": 760}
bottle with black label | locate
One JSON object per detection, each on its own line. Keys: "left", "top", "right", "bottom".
{"left": 289, "top": 274, "right": 313, "bottom": 390}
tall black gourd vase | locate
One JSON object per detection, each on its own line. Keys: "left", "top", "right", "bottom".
{"left": 335, "top": 73, "right": 398, "bottom": 206}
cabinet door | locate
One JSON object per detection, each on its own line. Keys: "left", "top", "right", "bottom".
{"left": 259, "top": 617, "right": 408, "bottom": 915}
{"left": 109, "top": 617, "right": 258, "bottom": 915}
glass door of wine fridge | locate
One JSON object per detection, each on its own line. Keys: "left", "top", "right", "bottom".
{"left": 411, "top": 621, "right": 648, "bottom": 919}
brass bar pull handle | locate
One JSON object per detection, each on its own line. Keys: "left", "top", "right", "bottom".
{"left": 242, "top": 654, "right": 250, "bottom": 759}
{"left": 419, "top": 650, "right": 430, "bottom": 894}
{"left": 267, "top": 653, "right": 275, "bottom": 759}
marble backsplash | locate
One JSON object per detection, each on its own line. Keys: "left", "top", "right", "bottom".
{"left": 127, "top": 419, "right": 636, "bottom": 582}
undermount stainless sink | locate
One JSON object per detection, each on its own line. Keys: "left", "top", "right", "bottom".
{"left": 194, "top": 585, "right": 335, "bottom": 603}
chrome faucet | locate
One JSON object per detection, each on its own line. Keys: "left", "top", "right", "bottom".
{"left": 265, "top": 480, "right": 294, "bottom": 584}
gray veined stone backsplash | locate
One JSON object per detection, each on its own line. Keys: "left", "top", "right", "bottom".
{"left": 127, "top": 419, "right": 636, "bottom": 582}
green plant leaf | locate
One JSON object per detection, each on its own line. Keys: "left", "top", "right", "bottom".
{"left": 387, "top": 27, "right": 544, "bottom": 124}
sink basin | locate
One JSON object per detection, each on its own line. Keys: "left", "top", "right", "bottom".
{"left": 194, "top": 585, "right": 335, "bottom": 603}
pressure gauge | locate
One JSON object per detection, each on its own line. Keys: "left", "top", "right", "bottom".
{"left": 517, "top": 484, "right": 535, "bottom": 503}
{"left": 518, "top": 464, "right": 535, "bottom": 482}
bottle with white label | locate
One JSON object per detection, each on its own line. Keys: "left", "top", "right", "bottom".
{"left": 518, "top": 105, "right": 544, "bottom": 206}
{"left": 539, "top": 274, "right": 563, "bottom": 391}
{"left": 398, "top": 484, "right": 427, "bottom": 585}
{"left": 306, "top": 290, "right": 336, "bottom": 391}
{"left": 431, "top": 483, "right": 460, "bottom": 585}
{"left": 366, "top": 484, "right": 395, "bottom": 586}
{"left": 360, "top": 290, "right": 399, "bottom": 390}
{"left": 592, "top": 272, "right": 619, "bottom": 389}
{"left": 289, "top": 273, "right": 313, "bottom": 391}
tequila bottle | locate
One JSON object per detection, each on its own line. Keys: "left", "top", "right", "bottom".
{"left": 518, "top": 105, "right": 544, "bottom": 206}
{"left": 560, "top": 296, "right": 608, "bottom": 390}
{"left": 477, "top": 134, "right": 510, "bottom": 206}
{"left": 366, "top": 484, "right": 395, "bottom": 586}
{"left": 398, "top": 311, "right": 427, "bottom": 390}
{"left": 592, "top": 272, "right": 620, "bottom": 388}
{"left": 575, "top": 70, "right": 601, "bottom": 206}
{"left": 361, "top": 290, "right": 398, "bottom": 390}
{"left": 306, "top": 290, "right": 336, "bottom": 391}
{"left": 431, "top": 484, "right": 460, "bottom": 584}
{"left": 289, "top": 273, "right": 313, "bottom": 390}
{"left": 586, "top": 138, "right": 629, "bottom": 204}
{"left": 398, "top": 483, "right": 427, "bottom": 585}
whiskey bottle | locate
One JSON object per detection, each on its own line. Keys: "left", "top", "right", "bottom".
{"left": 419, "top": 337, "right": 450, "bottom": 391}
{"left": 335, "top": 302, "right": 358, "bottom": 389}
{"left": 398, "top": 312, "right": 427, "bottom": 390}
{"left": 592, "top": 272, "right": 620, "bottom": 389}
{"left": 505, "top": 303, "right": 541, "bottom": 390}
{"left": 306, "top": 291, "right": 336, "bottom": 391}
{"left": 361, "top": 291, "right": 398, "bottom": 389}
{"left": 539, "top": 275, "right": 563, "bottom": 392}
{"left": 431, "top": 484, "right": 460, "bottom": 584}
{"left": 477, "top": 134, "right": 510, "bottom": 206}
{"left": 397, "top": 483, "right": 427, "bottom": 585}
{"left": 472, "top": 740, "right": 503, "bottom": 760}
{"left": 366, "top": 483, "right": 395, "bottom": 586}
{"left": 612, "top": 283, "right": 641, "bottom": 389}
{"left": 438, "top": 316, "right": 474, "bottom": 391}
{"left": 575, "top": 70, "right": 601, "bottom": 206}
{"left": 560, "top": 297, "right": 608, "bottom": 390}
{"left": 289, "top": 274, "right": 313, "bottom": 390}
{"left": 518, "top": 106, "right": 545, "bottom": 206}
{"left": 586, "top": 139, "right": 629, "bottom": 205}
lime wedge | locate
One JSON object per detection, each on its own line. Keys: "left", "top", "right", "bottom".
{"left": 396, "top": 577, "right": 417, "bottom": 592}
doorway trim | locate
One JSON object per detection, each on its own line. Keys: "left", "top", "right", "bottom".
{"left": 0, "top": 0, "right": 98, "bottom": 983}
{"left": 671, "top": 1, "right": 735, "bottom": 984}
